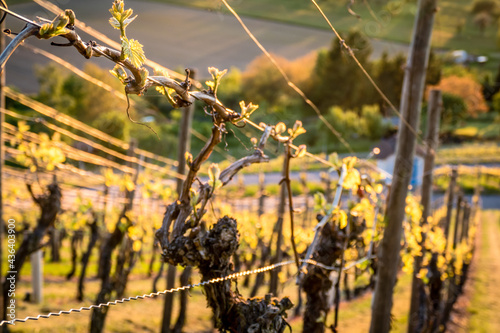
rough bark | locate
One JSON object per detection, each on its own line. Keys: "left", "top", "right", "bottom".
{"left": 49, "top": 226, "right": 61, "bottom": 262}
{"left": 156, "top": 126, "right": 293, "bottom": 331}
{"left": 90, "top": 214, "right": 129, "bottom": 333}
{"left": 90, "top": 140, "right": 138, "bottom": 333}
{"left": 148, "top": 237, "right": 158, "bottom": 277}
{"left": 152, "top": 262, "right": 164, "bottom": 293}
{"left": 66, "top": 229, "right": 84, "bottom": 280}
{"left": 77, "top": 212, "right": 99, "bottom": 301}
{"left": 195, "top": 217, "right": 293, "bottom": 332}
{"left": 370, "top": 0, "right": 438, "bottom": 331}
{"left": 2, "top": 181, "right": 61, "bottom": 324}
{"left": 113, "top": 235, "right": 138, "bottom": 299}
{"left": 162, "top": 69, "right": 196, "bottom": 333}
{"left": 408, "top": 89, "right": 442, "bottom": 333}
{"left": 302, "top": 221, "right": 344, "bottom": 333}
{"left": 426, "top": 253, "right": 442, "bottom": 332}
{"left": 250, "top": 240, "right": 270, "bottom": 298}
{"left": 172, "top": 266, "right": 192, "bottom": 333}
{"left": 269, "top": 155, "right": 288, "bottom": 296}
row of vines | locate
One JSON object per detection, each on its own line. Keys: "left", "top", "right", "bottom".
{"left": 2, "top": 98, "right": 485, "bottom": 332}
{"left": 0, "top": 0, "right": 492, "bottom": 333}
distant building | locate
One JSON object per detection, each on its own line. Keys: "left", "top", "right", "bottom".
{"left": 372, "top": 135, "right": 426, "bottom": 189}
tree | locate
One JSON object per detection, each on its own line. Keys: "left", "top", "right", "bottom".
{"left": 241, "top": 54, "right": 289, "bottom": 107}
{"left": 374, "top": 52, "right": 405, "bottom": 116}
{"left": 35, "top": 63, "right": 130, "bottom": 124}
{"left": 470, "top": 0, "right": 498, "bottom": 34}
{"left": 35, "top": 63, "right": 75, "bottom": 112}
{"left": 473, "top": 12, "right": 493, "bottom": 35}
{"left": 309, "top": 29, "right": 376, "bottom": 111}
{"left": 440, "top": 92, "right": 468, "bottom": 126}
{"left": 471, "top": 0, "right": 499, "bottom": 16}
{"left": 92, "top": 110, "right": 130, "bottom": 142}
{"left": 360, "top": 104, "right": 388, "bottom": 139}
{"left": 431, "top": 75, "right": 489, "bottom": 117}
{"left": 240, "top": 52, "right": 314, "bottom": 120}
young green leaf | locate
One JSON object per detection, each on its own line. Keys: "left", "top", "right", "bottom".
{"left": 18, "top": 121, "right": 30, "bottom": 134}
{"left": 208, "top": 163, "right": 220, "bottom": 183}
{"left": 38, "top": 11, "right": 71, "bottom": 39}
{"left": 185, "top": 151, "right": 193, "bottom": 166}
{"left": 338, "top": 209, "right": 348, "bottom": 229}
{"left": 342, "top": 168, "right": 361, "bottom": 190}
{"left": 295, "top": 145, "right": 307, "bottom": 158}
{"left": 121, "top": 37, "right": 146, "bottom": 68}
{"left": 239, "top": 101, "right": 259, "bottom": 118}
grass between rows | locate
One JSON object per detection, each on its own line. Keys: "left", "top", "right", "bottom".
{"left": 467, "top": 210, "right": 500, "bottom": 332}
{"left": 8, "top": 209, "right": 498, "bottom": 332}
{"left": 10, "top": 263, "right": 414, "bottom": 332}
{"left": 153, "top": 0, "right": 500, "bottom": 56}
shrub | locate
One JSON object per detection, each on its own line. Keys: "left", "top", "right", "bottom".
{"left": 241, "top": 52, "right": 314, "bottom": 108}
{"left": 441, "top": 92, "right": 468, "bottom": 126}
{"left": 430, "top": 75, "right": 488, "bottom": 117}
{"left": 471, "top": 0, "right": 499, "bottom": 16}
{"left": 92, "top": 110, "right": 130, "bottom": 142}
{"left": 360, "top": 105, "right": 387, "bottom": 140}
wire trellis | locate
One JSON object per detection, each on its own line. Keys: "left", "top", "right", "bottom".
{"left": 0, "top": 257, "right": 376, "bottom": 327}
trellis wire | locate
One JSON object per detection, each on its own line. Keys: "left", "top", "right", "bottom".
{"left": 309, "top": 0, "right": 427, "bottom": 148}
{"left": 0, "top": 4, "right": 389, "bottom": 176}
{"left": 220, "top": 0, "right": 354, "bottom": 154}
{"left": 2, "top": 109, "right": 185, "bottom": 180}
{"left": 0, "top": 257, "right": 376, "bottom": 327}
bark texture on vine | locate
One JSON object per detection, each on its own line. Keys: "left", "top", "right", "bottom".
{"left": 301, "top": 221, "right": 344, "bottom": 333}
{"left": 156, "top": 126, "right": 294, "bottom": 332}
{"left": 2, "top": 181, "right": 62, "bottom": 322}
{"left": 0, "top": 3, "right": 295, "bottom": 331}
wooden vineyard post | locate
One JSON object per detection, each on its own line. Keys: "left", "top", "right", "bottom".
{"left": 443, "top": 169, "right": 458, "bottom": 244}
{"left": 30, "top": 250, "right": 43, "bottom": 304}
{"left": 408, "top": 89, "right": 442, "bottom": 333}
{"left": 300, "top": 171, "right": 310, "bottom": 228}
{"left": 440, "top": 192, "right": 464, "bottom": 330}
{"left": 458, "top": 203, "right": 471, "bottom": 293}
{"left": 321, "top": 172, "right": 332, "bottom": 202}
{"left": 162, "top": 70, "right": 196, "bottom": 333}
{"left": 452, "top": 194, "right": 464, "bottom": 250}
{"left": 461, "top": 203, "right": 471, "bottom": 244}
{"left": 269, "top": 154, "right": 288, "bottom": 296}
{"left": 257, "top": 171, "right": 266, "bottom": 220}
{"left": 370, "top": 0, "right": 438, "bottom": 332}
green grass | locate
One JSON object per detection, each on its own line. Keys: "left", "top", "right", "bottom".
{"left": 468, "top": 210, "right": 500, "bottom": 332}
{"left": 222, "top": 180, "right": 329, "bottom": 198}
{"left": 153, "top": 0, "right": 500, "bottom": 55}
{"left": 435, "top": 172, "right": 500, "bottom": 194}
{"left": 10, "top": 275, "right": 213, "bottom": 332}
{"left": 10, "top": 265, "right": 414, "bottom": 332}
{"left": 437, "top": 142, "right": 500, "bottom": 164}
{"left": 289, "top": 272, "right": 412, "bottom": 332}
{"left": 453, "top": 121, "right": 500, "bottom": 140}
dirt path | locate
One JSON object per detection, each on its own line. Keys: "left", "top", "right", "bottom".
{"left": 467, "top": 210, "right": 500, "bottom": 332}
{"left": 448, "top": 210, "right": 500, "bottom": 332}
